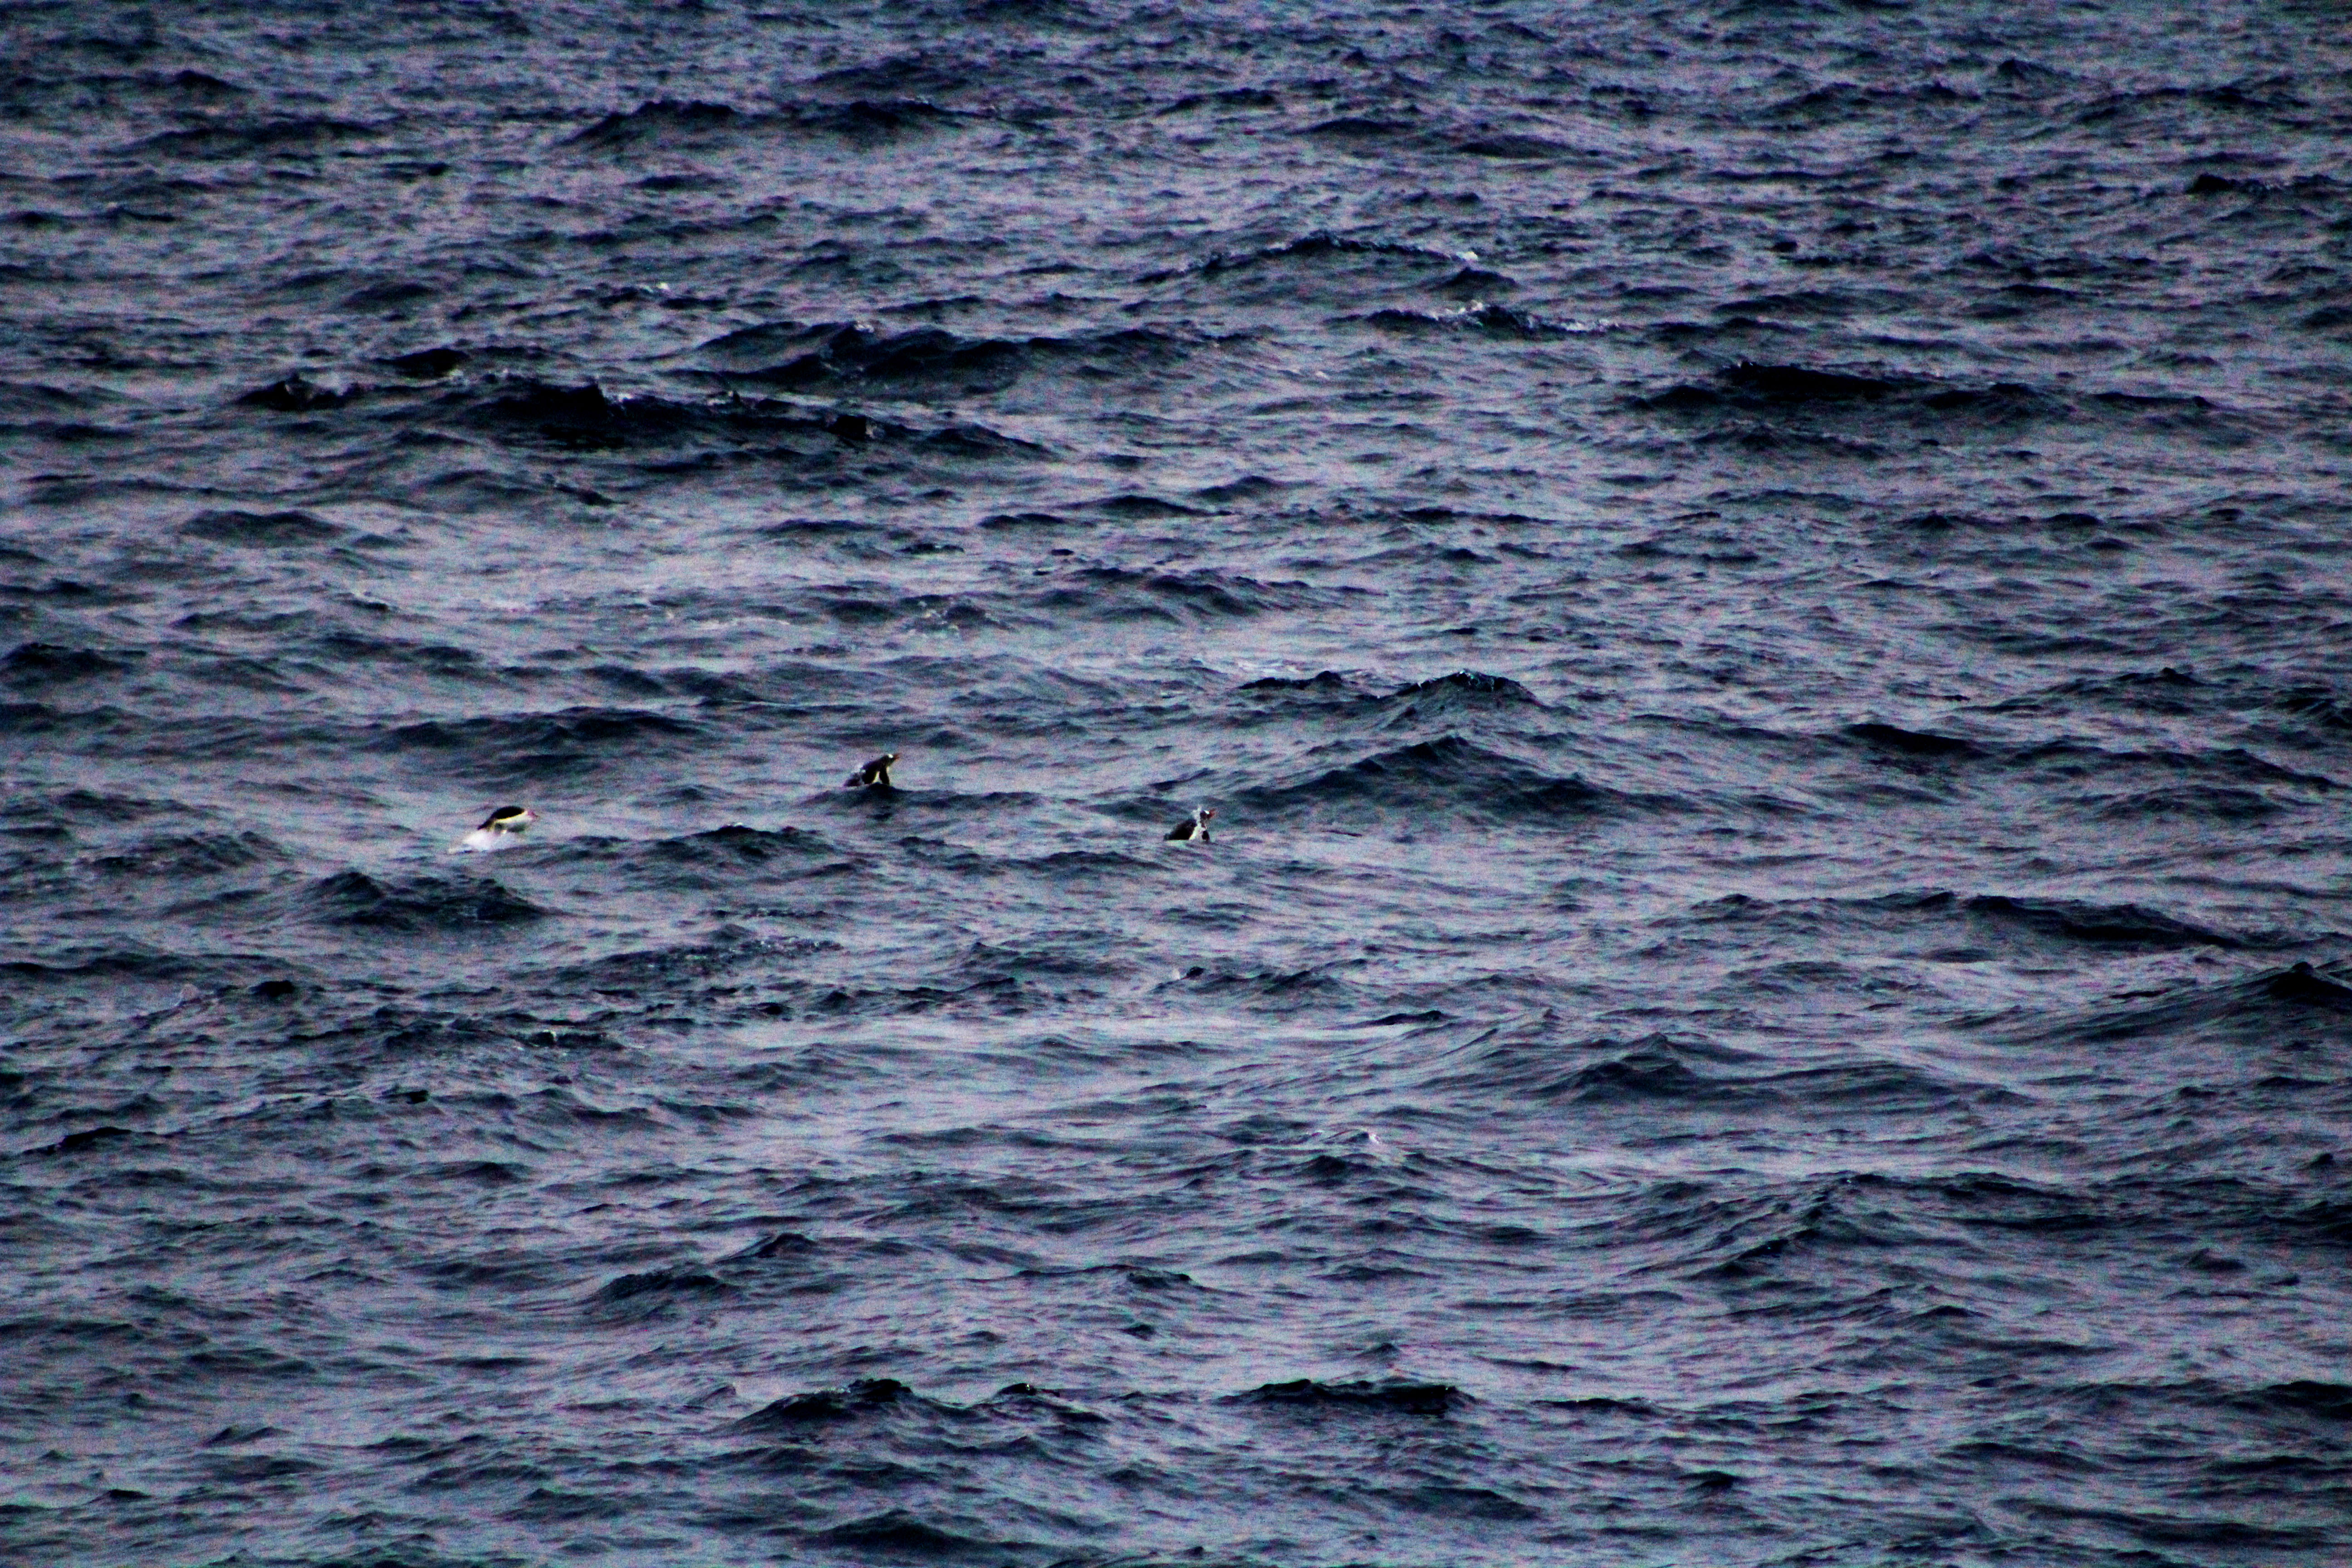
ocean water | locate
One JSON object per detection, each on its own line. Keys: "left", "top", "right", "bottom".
{"left": 5, "top": 2, "right": 2352, "bottom": 1564}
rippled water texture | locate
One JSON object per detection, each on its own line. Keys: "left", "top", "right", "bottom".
{"left": 6, "top": 1, "right": 2352, "bottom": 1564}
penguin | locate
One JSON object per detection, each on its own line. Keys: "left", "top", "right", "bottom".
{"left": 454, "top": 805, "right": 536, "bottom": 853}
{"left": 845, "top": 752, "right": 897, "bottom": 789}
{"left": 1164, "top": 806, "right": 1214, "bottom": 842}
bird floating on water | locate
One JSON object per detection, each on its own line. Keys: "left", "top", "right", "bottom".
{"left": 454, "top": 805, "right": 535, "bottom": 853}
{"left": 1165, "top": 806, "right": 1215, "bottom": 842}
{"left": 845, "top": 751, "right": 898, "bottom": 789}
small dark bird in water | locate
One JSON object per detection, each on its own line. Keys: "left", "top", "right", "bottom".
{"left": 1165, "top": 806, "right": 1215, "bottom": 842}
{"left": 455, "top": 804, "right": 536, "bottom": 853}
{"left": 845, "top": 752, "right": 898, "bottom": 789}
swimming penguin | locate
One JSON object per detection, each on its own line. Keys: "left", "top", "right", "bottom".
{"left": 1164, "top": 806, "right": 1214, "bottom": 842}
{"left": 845, "top": 752, "right": 897, "bottom": 789}
{"left": 454, "top": 805, "right": 536, "bottom": 853}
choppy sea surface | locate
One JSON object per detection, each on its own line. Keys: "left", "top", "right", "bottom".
{"left": 6, "top": 2, "right": 2352, "bottom": 1564}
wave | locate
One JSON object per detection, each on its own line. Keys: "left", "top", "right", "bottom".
{"left": 1137, "top": 230, "right": 1469, "bottom": 286}
{"left": 1229, "top": 1378, "right": 1470, "bottom": 1414}
{"left": 1832, "top": 727, "right": 2335, "bottom": 806}
{"left": 566, "top": 98, "right": 740, "bottom": 147}
{"left": 805, "top": 1512, "right": 1030, "bottom": 1558}
{"left": 0, "top": 701, "right": 116, "bottom": 738}
{"left": 1604, "top": 1170, "right": 2018, "bottom": 1282}
{"left": 2265, "top": 962, "right": 2352, "bottom": 1007}
{"left": 542, "top": 826, "right": 851, "bottom": 889}
{"left": 300, "top": 870, "right": 549, "bottom": 931}
{"left": 1160, "top": 959, "right": 1367, "bottom": 1012}
{"left": 1978, "top": 962, "right": 2352, "bottom": 1057}
{"left": 138, "top": 115, "right": 383, "bottom": 157}
{"left": 2, "top": 786, "right": 183, "bottom": 826}
{"left": 703, "top": 321, "right": 1025, "bottom": 392}
{"left": 382, "top": 345, "right": 466, "bottom": 379}
{"left": 1, "top": 642, "right": 142, "bottom": 686}
{"left": 1352, "top": 303, "right": 1586, "bottom": 338}
{"left": 452, "top": 378, "right": 835, "bottom": 451}
{"left": 26, "top": 1124, "right": 165, "bottom": 1157}
{"left": 567, "top": 97, "right": 961, "bottom": 150}
{"left": 0, "top": 944, "right": 281, "bottom": 988}
{"left": 376, "top": 706, "right": 704, "bottom": 776}
{"left": 1416, "top": 1025, "right": 1761, "bottom": 1099}
{"left": 1843, "top": 720, "right": 1978, "bottom": 758}
{"left": 1160, "top": 85, "right": 1282, "bottom": 115}
{"left": 1646, "top": 361, "right": 1906, "bottom": 407}
{"left": 385, "top": 376, "right": 1049, "bottom": 462}
{"left": 1239, "top": 670, "right": 1361, "bottom": 698}
{"left": 1301, "top": 114, "right": 1416, "bottom": 142}
{"left": 1961, "top": 895, "right": 2244, "bottom": 950}
{"left": 181, "top": 508, "right": 347, "bottom": 546}
{"left": 88, "top": 831, "right": 282, "bottom": 878}
{"left": 1038, "top": 565, "right": 1352, "bottom": 622}
{"left": 736, "top": 1377, "right": 936, "bottom": 1427}
{"left": 0, "top": 381, "right": 110, "bottom": 431}
{"left": 741, "top": 96, "right": 965, "bottom": 139}
{"left": 1431, "top": 1029, "right": 2003, "bottom": 1114}
{"left": 2088, "top": 784, "right": 2285, "bottom": 821}
{"left": 235, "top": 372, "right": 355, "bottom": 412}
{"left": 4, "top": 67, "right": 249, "bottom": 114}
{"left": 536, "top": 929, "right": 822, "bottom": 989}
{"left": 1298, "top": 113, "right": 1591, "bottom": 162}
{"left": 303, "top": 632, "right": 490, "bottom": 678}
{"left": 1381, "top": 669, "right": 1543, "bottom": 720}
{"left": 1450, "top": 130, "right": 1583, "bottom": 159}
{"left": 1774, "top": 79, "right": 1981, "bottom": 118}
{"left": 1980, "top": 666, "right": 2206, "bottom": 718}
{"left": 692, "top": 320, "right": 1201, "bottom": 400}
{"left": 616, "top": 824, "right": 832, "bottom": 864}
{"left": 2035, "top": 744, "right": 2334, "bottom": 794}
{"left": 411, "top": 467, "right": 616, "bottom": 512}
{"left": 1638, "top": 361, "right": 2257, "bottom": 443}
{"left": 1232, "top": 735, "right": 1609, "bottom": 825}
{"left": 802, "top": 54, "right": 974, "bottom": 99}
{"left": 948, "top": 934, "right": 1139, "bottom": 984}
{"left": 587, "top": 1265, "right": 733, "bottom": 1318}
{"left": 2256, "top": 1380, "right": 2352, "bottom": 1420}
{"left": 914, "top": 422, "right": 1050, "bottom": 460}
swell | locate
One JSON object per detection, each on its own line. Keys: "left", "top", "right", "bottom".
{"left": 1228, "top": 735, "right": 1626, "bottom": 827}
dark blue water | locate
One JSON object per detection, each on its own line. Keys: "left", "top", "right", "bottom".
{"left": 6, "top": 2, "right": 2352, "bottom": 1564}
